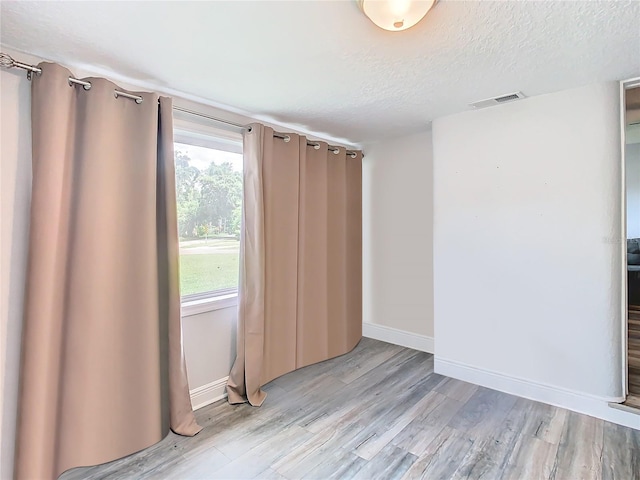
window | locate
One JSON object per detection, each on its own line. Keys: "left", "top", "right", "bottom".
{"left": 173, "top": 115, "right": 243, "bottom": 309}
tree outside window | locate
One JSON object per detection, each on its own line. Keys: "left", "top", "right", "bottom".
{"left": 174, "top": 142, "right": 242, "bottom": 297}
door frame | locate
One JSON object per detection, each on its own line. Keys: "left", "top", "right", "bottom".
{"left": 621, "top": 77, "right": 640, "bottom": 400}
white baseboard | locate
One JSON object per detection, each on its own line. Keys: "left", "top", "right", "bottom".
{"left": 363, "top": 323, "right": 434, "bottom": 354}
{"left": 190, "top": 376, "right": 228, "bottom": 411}
{"left": 435, "top": 357, "right": 639, "bottom": 430}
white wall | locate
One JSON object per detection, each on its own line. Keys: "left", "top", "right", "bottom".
{"left": 627, "top": 142, "right": 640, "bottom": 238}
{"left": 183, "top": 307, "right": 237, "bottom": 409}
{"left": 0, "top": 53, "right": 32, "bottom": 480}
{"left": 433, "top": 82, "right": 640, "bottom": 429}
{"left": 362, "top": 131, "right": 434, "bottom": 350}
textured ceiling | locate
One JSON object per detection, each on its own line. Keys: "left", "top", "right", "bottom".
{"left": 1, "top": 1, "right": 639, "bottom": 145}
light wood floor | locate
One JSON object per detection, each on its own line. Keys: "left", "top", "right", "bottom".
{"left": 60, "top": 338, "right": 640, "bottom": 480}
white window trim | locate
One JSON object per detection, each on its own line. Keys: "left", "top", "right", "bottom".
{"left": 175, "top": 109, "right": 243, "bottom": 317}
{"left": 181, "top": 291, "right": 238, "bottom": 317}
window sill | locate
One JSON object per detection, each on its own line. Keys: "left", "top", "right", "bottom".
{"left": 181, "top": 293, "right": 238, "bottom": 317}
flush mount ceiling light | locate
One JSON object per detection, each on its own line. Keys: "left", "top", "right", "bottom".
{"left": 357, "top": 0, "right": 436, "bottom": 31}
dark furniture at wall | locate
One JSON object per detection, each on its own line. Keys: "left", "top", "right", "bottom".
{"left": 629, "top": 238, "right": 640, "bottom": 305}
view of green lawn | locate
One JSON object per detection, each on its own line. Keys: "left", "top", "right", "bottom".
{"left": 174, "top": 145, "right": 243, "bottom": 296}
{"left": 179, "top": 238, "right": 240, "bottom": 295}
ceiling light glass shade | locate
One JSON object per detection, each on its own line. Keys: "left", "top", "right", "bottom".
{"left": 357, "top": 0, "right": 435, "bottom": 31}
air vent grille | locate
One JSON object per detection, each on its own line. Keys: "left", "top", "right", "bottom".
{"left": 469, "top": 92, "right": 526, "bottom": 109}
{"left": 495, "top": 93, "right": 521, "bottom": 103}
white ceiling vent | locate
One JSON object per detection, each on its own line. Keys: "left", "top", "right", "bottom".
{"left": 469, "top": 92, "right": 526, "bottom": 109}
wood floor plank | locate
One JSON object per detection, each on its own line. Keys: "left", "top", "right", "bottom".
{"left": 300, "top": 449, "right": 368, "bottom": 480}
{"left": 59, "top": 339, "right": 639, "bottom": 480}
{"left": 273, "top": 422, "right": 365, "bottom": 478}
{"left": 400, "top": 426, "right": 475, "bottom": 480}
{"left": 338, "top": 372, "right": 443, "bottom": 455}
{"left": 301, "top": 350, "right": 433, "bottom": 435}
{"left": 524, "top": 400, "right": 568, "bottom": 445}
{"left": 203, "top": 456, "right": 271, "bottom": 480}
{"left": 276, "top": 368, "right": 435, "bottom": 478}
{"left": 354, "top": 389, "right": 443, "bottom": 460}
{"left": 447, "top": 386, "right": 519, "bottom": 440}
{"left": 552, "top": 411, "right": 605, "bottom": 480}
{"left": 272, "top": 337, "right": 403, "bottom": 390}
{"left": 500, "top": 435, "right": 558, "bottom": 480}
{"left": 433, "top": 377, "right": 479, "bottom": 403}
{"left": 254, "top": 468, "right": 288, "bottom": 480}
{"left": 351, "top": 443, "right": 417, "bottom": 480}
{"left": 210, "top": 424, "right": 313, "bottom": 479}
{"left": 202, "top": 425, "right": 312, "bottom": 479}
{"left": 61, "top": 433, "right": 185, "bottom": 480}
{"left": 623, "top": 394, "right": 640, "bottom": 410}
{"left": 391, "top": 392, "right": 465, "bottom": 456}
{"left": 140, "top": 443, "right": 230, "bottom": 480}
{"left": 448, "top": 395, "right": 533, "bottom": 480}
{"left": 203, "top": 374, "right": 347, "bottom": 463}
{"left": 601, "top": 421, "right": 640, "bottom": 480}
{"left": 330, "top": 340, "right": 407, "bottom": 385}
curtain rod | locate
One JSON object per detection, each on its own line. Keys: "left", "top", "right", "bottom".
{"left": 1, "top": 52, "right": 361, "bottom": 158}
{"left": 177, "top": 107, "right": 359, "bottom": 157}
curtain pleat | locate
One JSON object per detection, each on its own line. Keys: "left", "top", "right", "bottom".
{"left": 158, "top": 98, "right": 203, "bottom": 437}
{"left": 345, "top": 152, "right": 364, "bottom": 351}
{"left": 227, "top": 124, "right": 362, "bottom": 406}
{"left": 227, "top": 124, "right": 268, "bottom": 406}
{"left": 326, "top": 147, "right": 350, "bottom": 358}
{"left": 15, "top": 63, "right": 200, "bottom": 480}
{"left": 261, "top": 129, "right": 300, "bottom": 384}
{"left": 296, "top": 140, "right": 330, "bottom": 367}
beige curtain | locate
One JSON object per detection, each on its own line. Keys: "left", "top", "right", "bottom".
{"left": 15, "top": 63, "right": 201, "bottom": 480}
{"left": 227, "top": 124, "right": 362, "bottom": 406}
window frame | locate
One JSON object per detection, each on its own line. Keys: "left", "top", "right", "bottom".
{"left": 174, "top": 111, "right": 243, "bottom": 316}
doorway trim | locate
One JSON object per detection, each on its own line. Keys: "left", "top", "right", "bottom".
{"left": 620, "top": 77, "right": 640, "bottom": 402}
